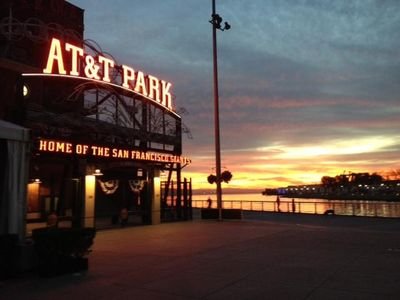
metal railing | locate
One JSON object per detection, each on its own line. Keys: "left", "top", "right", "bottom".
{"left": 192, "top": 199, "right": 400, "bottom": 218}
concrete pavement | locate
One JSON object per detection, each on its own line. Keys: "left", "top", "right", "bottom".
{"left": 1, "top": 213, "right": 400, "bottom": 299}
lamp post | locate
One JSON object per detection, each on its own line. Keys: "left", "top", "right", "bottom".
{"left": 210, "top": 0, "right": 230, "bottom": 221}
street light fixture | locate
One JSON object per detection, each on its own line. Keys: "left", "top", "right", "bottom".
{"left": 210, "top": 0, "right": 230, "bottom": 221}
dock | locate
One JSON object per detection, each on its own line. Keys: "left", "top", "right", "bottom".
{"left": 2, "top": 213, "right": 400, "bottom": 299}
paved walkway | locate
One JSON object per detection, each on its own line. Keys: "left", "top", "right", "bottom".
{"left": 1, "top": 213, "right": 400, "bottom": 299}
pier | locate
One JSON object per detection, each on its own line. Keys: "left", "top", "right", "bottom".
{"left": 192, "top": 198, "right": 400, "bottom": 218}
{"left": 2, "top": 214, "right": 400, "bottom": 299}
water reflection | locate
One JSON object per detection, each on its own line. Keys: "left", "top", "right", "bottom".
{"left": 192, "top": 193, "right": 400, "bottom": 218}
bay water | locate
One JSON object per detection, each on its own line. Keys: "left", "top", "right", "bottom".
{"left": 192, "top": 193, "right": 400, "bottom": 218}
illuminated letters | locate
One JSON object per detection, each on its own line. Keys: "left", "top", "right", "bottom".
{"left": 41, "top": 38, "right": 174, "bottom": 111}
{"left": 65, "top": 43, "right": 83, "bottom": 76}
{"left": 112, "top": 148, "right": 129, "bottom": 158}
{"left": 84, "top": 55, "right": 100, "bottom": 80}
{"left": 43, "top": 38, "right": 67, "bottom": 75}
{"left": 38, "top": 139, "right": 72, "bottom": 153}
{"left": 134, "top": 151, "right": 141, "bottom": 159}
{"left": 122, "top": 65, "right": 135, "bottom": 89}
{"left": 39, "top": 139, "right": 48, "bottom": 151}
{"left": 91, "top": 146, "right": 110, "bottom": 157}
{"left": 38, "top": 139, "right": 191, "bottom": 164}
{"left": 76, "top": 144, "right": 89, "bottom": 155}
{"left": 161, "top": 80, "right": 172, "bottom": 109}
{"left": 148, "top": 75, "right": 160, "bottom": 102}
{"left": 98, "top": 55, "right": 115, "bottom": 82}
{"left": 134, "top": 71, "right": 148, "bottom": 96}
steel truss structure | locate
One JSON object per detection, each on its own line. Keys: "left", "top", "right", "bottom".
{"left": 0, "top": 3, "right": 192, "bottom": 225}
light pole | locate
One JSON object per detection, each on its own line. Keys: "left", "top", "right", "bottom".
{"left": 210, "top": 0, "right": 230, "bottom": 221}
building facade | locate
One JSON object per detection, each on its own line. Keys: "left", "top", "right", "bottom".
{"left": 0, "top": 0, "right": 191, "bottom": 239}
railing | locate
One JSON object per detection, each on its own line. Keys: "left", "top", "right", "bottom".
{"left": 192, "top": 199, "right": 400, "bottom": 218}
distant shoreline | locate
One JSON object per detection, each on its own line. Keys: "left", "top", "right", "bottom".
{"left": 193, "top": 188, "right": 400, "bottom": 202}
{"left": 193, "top": 188, "right": 261, "bottom": 195}
{"left": 279, "top": 193, "right": 400, "bottom": 202}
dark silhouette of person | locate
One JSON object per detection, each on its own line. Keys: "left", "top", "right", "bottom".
{"left": 291, "top": 198, "right": 296, "bottom": 213}
{"left": 46, "top": 211, "right": 58, "bottom": 227}
{"left": 207, "top": 197, "right": 212, "bottom": 209}
{"left": 120, "top": 208, "right": 128, "bottom": 226}
{"left": 276, "top": 195, "right": 281, "bottom": 212}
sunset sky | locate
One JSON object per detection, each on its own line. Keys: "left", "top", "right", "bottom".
{"left": 70, "top": 0, "right": 400, "bottom": 191}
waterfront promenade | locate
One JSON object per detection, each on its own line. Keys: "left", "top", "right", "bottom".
{"left": 1, "top": 213, "right": 400, "bottom": 299}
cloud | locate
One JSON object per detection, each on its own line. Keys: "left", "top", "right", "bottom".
{"left": 69, "top": 0, "right": 400, "bottom": 189}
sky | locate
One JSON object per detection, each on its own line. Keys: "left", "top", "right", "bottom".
{"left": 69, "top": 0, "right": 400, "bottom": 191}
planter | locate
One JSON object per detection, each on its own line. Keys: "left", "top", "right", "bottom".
{"left": 0, "top": 234, "right": 18, "bottom": 280}
{"left": 32, "top": 227, "right": 95, "bottom": 277}
{"left": 201, "top": 208, "right": 242, "bottom": 219}
{"left": 36, "top": 256, "right": 88, "bottom": 277}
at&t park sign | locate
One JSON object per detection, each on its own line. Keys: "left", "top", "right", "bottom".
{"left": 23, "top": 37, "right": 174, "bottom": 112}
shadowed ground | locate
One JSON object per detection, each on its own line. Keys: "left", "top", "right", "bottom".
{"left": 1, "top": 212, "right": 400, "bottom": 299}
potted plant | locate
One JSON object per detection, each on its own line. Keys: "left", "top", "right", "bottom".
{"left": 32, "top": 227, "right": 96, "bottom": 277}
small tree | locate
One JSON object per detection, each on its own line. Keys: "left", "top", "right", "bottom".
{"left": 321, "top": 176, "right": 336, "bottom": 187}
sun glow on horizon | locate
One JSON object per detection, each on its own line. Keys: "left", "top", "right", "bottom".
{"left": 185, "top": 135, "right": 400, "bottom": 191}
